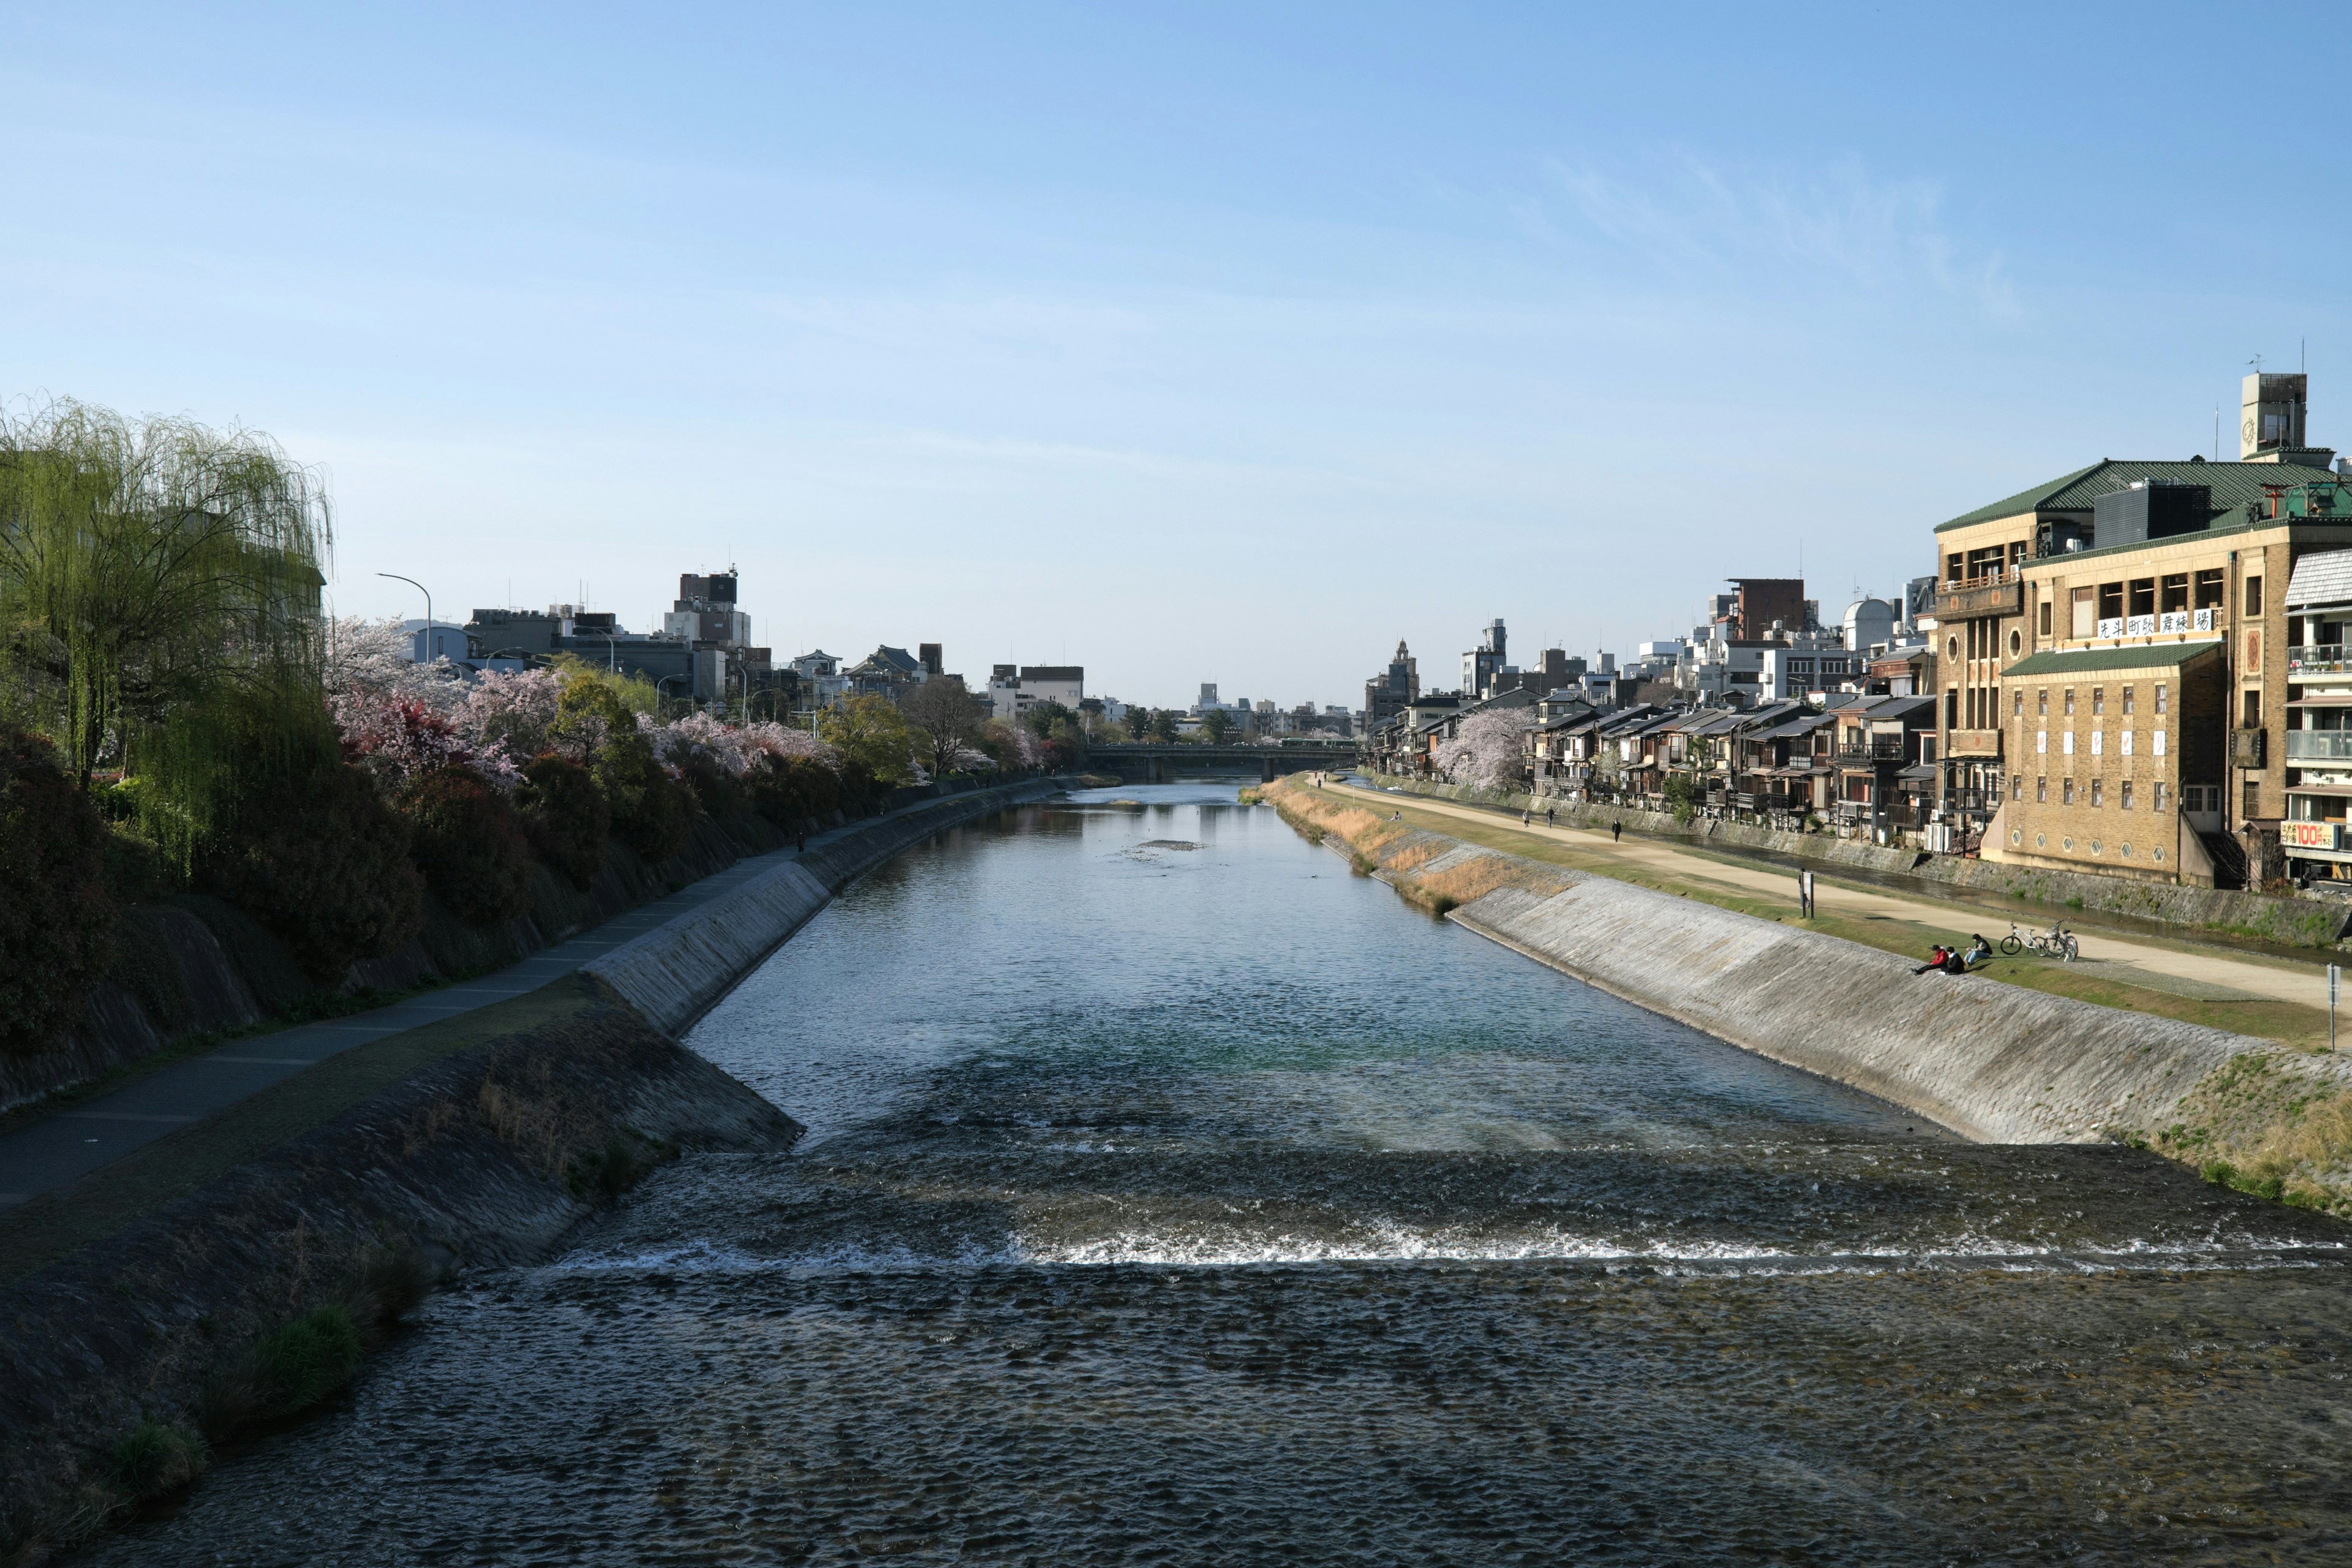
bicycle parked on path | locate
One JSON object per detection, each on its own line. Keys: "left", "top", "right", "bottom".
{"left": 1998, "top": 920, "right": 2079, "bottom": 962}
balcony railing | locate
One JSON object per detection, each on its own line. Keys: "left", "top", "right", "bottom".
{"left": 2291, "top": 644, "right": 2352, "bottom": 676}
{"left": 1945, "top": 728, "right": 2001, "bottom": 759}
{"left": 1933, "top": 578, "right": 2022, "bottom": 620}
{"left": 2286, "top": 731, "right": 2352, "bottom": 762}
{"left": 1833, "top": 737, "right": 1909, "bottom": 765}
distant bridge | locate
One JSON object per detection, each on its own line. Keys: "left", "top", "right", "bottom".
{"left": 1088, "top": 743, "right": 1356, "bottom": 783}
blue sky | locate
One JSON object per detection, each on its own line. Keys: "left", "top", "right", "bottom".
{"left": 6, "top": 3, "right": 2348, "bottom": 708}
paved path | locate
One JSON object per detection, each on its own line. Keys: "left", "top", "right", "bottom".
{"left": 1329, "top": 781, "right": 2335, "bottom": 1011}
{"left": 0, "top": 790, "right": 1021, "bottom": 1210}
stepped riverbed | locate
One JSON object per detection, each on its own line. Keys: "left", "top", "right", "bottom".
{"left": 88, "top": 782, "right": 2352, "bottom": 1564}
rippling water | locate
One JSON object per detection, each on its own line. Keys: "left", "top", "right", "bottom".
{"left": 97, "top": 783, "right": 2352, "bottom": 1564}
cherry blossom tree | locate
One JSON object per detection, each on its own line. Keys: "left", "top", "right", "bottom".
{"left": 1433, "top": 707, "right": 1530, "bottom": 793}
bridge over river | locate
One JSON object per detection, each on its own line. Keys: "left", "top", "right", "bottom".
{"left": 1088, "top": 742, "right": 1355, "bottom": 782}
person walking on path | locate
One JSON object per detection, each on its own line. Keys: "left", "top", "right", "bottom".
{"left": 1611, "top": 819, "right": 1623, "bottom": 843}
{"left": 1545, "top": 807, "right": 1555, "bottom": 829}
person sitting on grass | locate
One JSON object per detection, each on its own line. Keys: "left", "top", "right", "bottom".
{"left": 1912, "top": 944, "right": 1952, "bottom": 976}
{"left": 1959, "top": 933, "right": 1992, "bottom": 971}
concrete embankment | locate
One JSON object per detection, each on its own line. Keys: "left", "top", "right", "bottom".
{"left": 1268, "top": 779, "right": 2352, "bottom": 1202}
{"left": 0, "top": 775, "right": 1069, "bottom": 1564}
{"left": 1366, "top": 775, "right": 2352, "bottom": 949}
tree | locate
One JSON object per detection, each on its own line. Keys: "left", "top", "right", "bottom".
{"left": 819, "top": 694, "right": 915, "bottom": 786}
{"left": 1200, "top": 708, "right": 1235, "bottom": 744}
{"left": 0, "top": 399, "right": 333, "bottom": 859}
{"left": 1433, "top": 708, "right": 1529, "bottom": 793}
{"left": 1147, "top": 708, "right": 1180, "bottom": 744}
{"left": 899, "top": 676, "right": 986, "bottom": 775}
{"left": 0, "top": 723, "right": 115, "bottom": 1055}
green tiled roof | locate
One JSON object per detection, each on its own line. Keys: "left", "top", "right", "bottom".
{"left": 1936, "top": 459, "right": 2342, "bottom": 534}
{"left": 2003, "top": 642, "right": 2223, "bottom": 677}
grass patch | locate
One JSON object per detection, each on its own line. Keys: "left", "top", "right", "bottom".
{"left": 107, "top": 1420, "right": 208, "bottom": 1501}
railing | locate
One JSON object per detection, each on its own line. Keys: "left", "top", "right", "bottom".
{"left": 1945, "top": 728, "right": 2001, "bottom": 758}
{"left": 1934, "top": 578, "right": 2022, "bottom": 619}
{"left": 2291, "top": 644, "right": 2352, "bottom": 675}
{"left": 1833, "top": 737, "right": 1909, "bottom": 764}
{"left": 2285, "top": 731, "right": 2352, "bottom": 761}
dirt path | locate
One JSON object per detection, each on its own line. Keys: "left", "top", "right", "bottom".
{"left": 1329, "top": 780, "right": 2334, "bottom": 1011}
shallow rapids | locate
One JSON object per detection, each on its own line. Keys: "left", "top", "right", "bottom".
{"left": 93, "top": 783, "right": 2352, "bottom": 1564}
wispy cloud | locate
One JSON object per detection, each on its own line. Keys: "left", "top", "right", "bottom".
{"left": 1526, "top": 152, "right": 2018, "bottom": 320}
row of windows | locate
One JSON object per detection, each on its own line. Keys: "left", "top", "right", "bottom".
{"left": 2016, "top": 684, "right": 2168, "bottom": 719}
{"left": 2015, "top": 775, "right": 2168, "bottom": 810}
{"left": 2025, "top": 573, "right": 2258, "bottom": 634}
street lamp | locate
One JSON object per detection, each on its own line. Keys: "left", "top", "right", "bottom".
{"left": 378, "top": 573, "right": 434, "bottom": 665}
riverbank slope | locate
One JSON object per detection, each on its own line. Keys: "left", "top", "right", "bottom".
{"left": 1268, "top": 777, "right": 2352, "bottom": 1210}
{"left": 0, "top": 776, "right": 1069, "bottom": 1564}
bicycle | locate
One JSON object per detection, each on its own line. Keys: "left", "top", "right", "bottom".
{"left": 1999, "top": 921, "right": 2078, "bottom": 961}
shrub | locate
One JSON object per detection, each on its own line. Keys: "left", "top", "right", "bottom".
{"left": 0, "top": 723, "right": 118, "bottom": 1055}
{"left": 677, "top": 750, "right": 743, "bottom": 819}
{"left": 597, "top": 731, "right": 696, "bottom": 862}
{"left": 516, "top": 755, "right": 608, "bottom": 889}
{"left": 108, "top": 1421, "right": 208, "bottom": 1499}
{"left": 208, "top": 760, "right": 424, "bottom": 982}
{"left": 253, "top": 1305, "right": 363, "bottom": 1415}
{"left": 399, "top": 765, "right": 535, "bottom": 926}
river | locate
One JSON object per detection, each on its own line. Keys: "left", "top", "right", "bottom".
{"left": 91, "top": 782, "right": 2352, "bottom": 1563}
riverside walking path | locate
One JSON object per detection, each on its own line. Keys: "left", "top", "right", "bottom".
{"left": 1325, "top": 778, "right": 2340, "bottom": 1017}
{"left": 0, "top": 790, "right": 1011, "bottom": 1211}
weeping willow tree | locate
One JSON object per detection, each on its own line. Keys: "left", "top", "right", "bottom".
{"left": 0, "top": 398, "right": 334, "bottom": 861}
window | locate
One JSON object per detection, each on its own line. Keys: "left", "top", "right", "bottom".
{"left": 2092, "top": 778, "right": 2104, "bottom": 808}
{"left": 2092, "top": 687, "right": 2104, "bottom": 717}
{"left": 2155, "top": 683, "right": 2168, "bottom": 714}
{"left": 2128, "top": 578, "right": 2156, "bottom": 617}
{"left": 1947, "top": 552, "right": 1964, "bottom": 584}
{"left": 2064, "top": 688, "right": 2076, "bottom": 717}
{"left": 2243, "top": 689, "right": 2262, "bottom": 728}
{"left": 2011, "top": 773, "right": 2022, "bottom": 798}
{"left": 1947, "top": 635, "right": 1959, "bottom": 661}
{"left": 2154, "top": 781, "right": 2168, "bottom": 812}
{"left": 2009, "top": 629, "right": 2022, "bottom": 656}
{"left": 2247, "top": 576, "right": 2264, "bottom": 617}
{"left": 2037, "top": 776, "right": 2048, "bottom": 803}
{"left": 1945, "top": 688, "right": 1959, "bottom": 730}
{"left": 2160, "top": 573, "right": 2189, "bottom": 612}
{"left": 2245, "top": 780, "right": 2261, "bottom": 818}
{"left": 2098, "top": 582, "right": 2125, "bottom": 620}
{"left": 2013, "top": 689, "right": 2024, "bottom": 718}
{"left": 2195, "top": 568, "right": 2226, "bottom": 610}
{"left": 2122, "top": 686, "right": 2135, "bottom": 715}
{"left": 2039, "top": 601, "right": 2052, "bottom": 636}
{"left": 2121, "top": 781, "right": 2134, "bottom": 810}
{"left": 2071, "top": 587, "right": 2095, "bottom": 638}
{"left": 2038, "top": 688, "right": 2048, "bottom": 717}
{"left": 2063, "top": 777, "right": 2076, "bottom": 805}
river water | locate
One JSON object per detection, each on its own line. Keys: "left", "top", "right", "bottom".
{"left": 94, "top": 783, "right": 2352, "bottom": 1564}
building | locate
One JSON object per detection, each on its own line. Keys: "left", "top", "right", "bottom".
{"left": 1988, "top": 645, "right": 2226, "bottom": 884}
{"left": 461, "top": 604, "right": 694, "bottom": 693}
{"left": 1461, "top": 619, "right": 1507, "bottom": 699}
{"left": 2282, "top": 549, "right": 2352, "bottom": 884}
{"left": 1363, "top": 641, "right": 1421, "bottom": 728}
{"left": 1719, "top": 578, "right": 1810, "bottom": 640}
{"left": 790, "top": 650, "right": 848, "bottom": 710}
{"left": 989, "top": 663, "right": 1085, "bottom": 721}
{"left": 1929, "top": 371, "right": 2348, "bottom": 851}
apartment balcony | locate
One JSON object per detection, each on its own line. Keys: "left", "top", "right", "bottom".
{"left": 1945, "top": 728, "right": 2001, "bottom": 759}
{"left": 1934, "top": 577, "right": 2023, "bottom": 620}
{"left": 2286, "top": 731, "right": 2352, "bottom": 763}
{"left": 2232, "top": 728, "right": 2269, "bottom": 767}
{"left": 2291, "top": 644, "right": 2352, "bottom": 676}
{"left": 1833, "top": 736, "right": 1910, "bottom": 766}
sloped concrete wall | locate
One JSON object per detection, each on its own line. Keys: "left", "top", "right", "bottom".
{"left": 588, "top": 777, "right": 1069, "bottom": 1035}
{"left": 1449, "top": 872, "right": 2351, "bottom": 1144}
